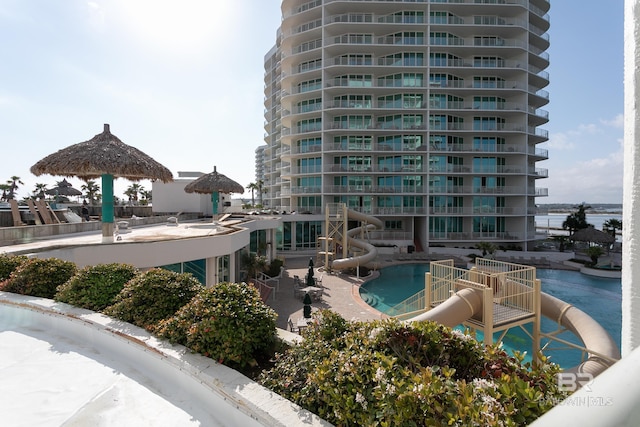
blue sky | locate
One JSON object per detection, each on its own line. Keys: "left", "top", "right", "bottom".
{"left": 0, "top": 0, "right": 623, "bottom": 204}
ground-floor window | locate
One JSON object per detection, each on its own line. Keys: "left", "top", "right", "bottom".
{"left": 296, "top": 221, "right": 322, "bottom": 250}
{"left": 217, "top": 255, "right": 230, "bottom": 283}
{"left": 161, "top": 259, "right": 206, "bottom": 285}
{"left": 429, "top": 216, "right": 463, "bottom": 238}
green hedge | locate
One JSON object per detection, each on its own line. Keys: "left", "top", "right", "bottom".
{"left": 0, "top": 254, "right": 29, "bottom": 282}
{"left": 55, "top": 263, "right": 138, "bottom": 311}
{"left": 156, "top": 282, "right": 277, "bottom": 369}
{"left": 0, "top": 258, "right": 77, "bottom": 299}
{"left": 104, "top": 268, "right": 203, "bottom": 331}
{"left": 260, "top": 310, "right": 566, "bottom": 426}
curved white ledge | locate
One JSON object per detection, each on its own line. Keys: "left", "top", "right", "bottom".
{"left": 0, "top": 292, "right": 330, "bottom": 427}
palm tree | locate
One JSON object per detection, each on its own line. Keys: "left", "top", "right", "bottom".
{"left": 5, "top": 176, "right": 24, "bottom": 200}
{"left": 586, "top": 246, "right": 605, "bottom": 266}
{"left": 476, "top": 241, "right": 497, "bottom": 257}
{"left": 256, "top": 179, "right": 266, "bottom": 206}
{"left": 246, "top": 182, "right": 258, "bottom": 207}
{"left": 0, "top": 183, "right": 10, "bottom": 201}
{"left": 603, "top": 218, "right": 622, "bottom": 239}
{"left": 124, "top": 183, "right": 143, "bottom": 204}
{"left": 81, "top": 179, "right": 100, "bottom": 205}
{"left": 33, "top": 183, "right": 48, "bottom": 200}
{"left": 562, "top": 203, "right": 592, "bottom": 236}
{"left": 140, "top": 189, "right": 152, "bottom": 205}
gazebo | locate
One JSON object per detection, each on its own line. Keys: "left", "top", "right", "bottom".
{"left": 31, "top": 124, "right": 173, "bottom": 242}
{"left": 569, "top": 226, "right": 616, "bottom": 246}
{"left": 45, "top": 179, "right": 82, "bottom": 203}
{"left": 183, "top": 166, "right": 244, "bottom": 220}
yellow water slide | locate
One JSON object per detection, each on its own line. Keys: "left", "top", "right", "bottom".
{"left": 331, "top": 209, "right": 384, "bottom": 271}
{"left": 407, "top": 289, "right": 619, "bottom": 375}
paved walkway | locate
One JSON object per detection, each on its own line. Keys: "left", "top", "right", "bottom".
{"left": 265, "top": 255, "right": 384, "bottom": 330}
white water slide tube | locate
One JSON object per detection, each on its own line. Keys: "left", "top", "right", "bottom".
{"left": 331, "top": 209, "right": 384, "bottom": 271}
{"left": 408, "top": 290, "right": 620, "bottom": 375}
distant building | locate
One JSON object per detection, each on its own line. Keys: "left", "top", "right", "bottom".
{"left": 152, "top": 172, "right": 238, "bottom": 216}
{"left": 263, "top": 0, "right": 550, "bottom": 251}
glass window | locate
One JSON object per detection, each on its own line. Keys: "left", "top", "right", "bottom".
{"left": 297, "top": 118, "right": 322, "bottom": 132}
{"left": 473, "top": 76, "right": 505, "bottom": 88}
{"left": 298, "top": 78, "right": 322, "bottom": 92}
{"left": 473, "top": 96, "right": 505, "bottom": 109}
{"left": 378, "top": 73, "right": 424, "bottom": 87}
{"left": 473, "top": 36, "right": 504, "bottom": 46}
{"left": 335, "top": 74, "right": 373, "bottom": 87}
{"left": 295, "top": 221, "right": 322, "bottom": 249}
{"left": 334, "top": 135, "right": 372, "bottom": 150}
{"left": 297, "top": 137, "right": 322, "bottom": 153}
{"left": 334, "top": 94, "right": 372, "bottom": 108}
{"left": 333, "top": 115, "right": 372, "bottom": 129}
{"left": 473, "top": 56, "right": 505, "bottom": 67}
{"left": 298, "top": 98, "right": 322, "bottom": 113}
{"left": 387, "top": 32, "right": 424, "bottom": 45}
{"left": 298, "top": 157, "right": 322, "bottom": 174}
{"left": 298, "top": 58, "right": 322, "bottom": 73}
{"left": 473, "top": 117, "right": 505, "bottom": 131}
{"left": 473, "top": 136, "right": 505, "bottom": 151}
{"left": 337, "top": 54, "right": 372, "bottom": 66}
{"left": 430, "top": 52, "right": 455, "bottom": 66}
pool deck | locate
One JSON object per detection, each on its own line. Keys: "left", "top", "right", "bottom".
{"left": 267, "top": 253, "right": 578, "bottom": 331}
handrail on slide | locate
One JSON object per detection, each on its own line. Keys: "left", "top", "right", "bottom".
{"left": 331, "top": 209, "right": 384, "bottom": 270}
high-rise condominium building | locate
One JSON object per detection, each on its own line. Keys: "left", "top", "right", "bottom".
{"left": 264, "top": 0, "right": 550, "bottom": 252}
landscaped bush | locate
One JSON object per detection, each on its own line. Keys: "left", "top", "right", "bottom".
{"left": 0, "top": 257, "right": 77, "bottom": 299}
{"left": 265, "top": 258, "right": 284, "bottom": 278}
{"left": 104, "top": 269, "right": 203, "bottom": 331}
{"left": 0, "top": 254, "right": 29, "bottom": 282}
{"left": 155, "top": 282, "right": 277, "bottom": 370}
{"left": 55, "top": 263, "right": 139, "bottom": 311}
{"left": 259, "top": 310, "right": 566, "bottom": 426}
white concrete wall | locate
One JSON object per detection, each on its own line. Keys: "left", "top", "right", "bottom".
{"left": 0, "top": 293, "right": 330, "bottom": 427}
{"left": 623, "top": 0, "right": 640, "bottom": 355}
{"left": 152, "top": 179, "right": 242, "bottom": 216}
{"left": 152, "top": 179, "right": 209, "bottom": 214}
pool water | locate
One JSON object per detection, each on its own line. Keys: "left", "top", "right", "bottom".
{"left": 360, "top": 266, "right": 622, "bottom": 368}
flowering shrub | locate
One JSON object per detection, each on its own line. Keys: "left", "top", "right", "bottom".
{"left": 0, "top": 254, "right": 28, "bottom": 282}
{"left": 0, "top": 257, "right": 77, "bottom": 299}
{"left": 259, "top": 310, "right": 566, "bottom": 426}
{"left": 55, "top": 263, "right": 138, "bottom": 311}
{"left": 104, "top": 268, "right": 203, "bottom": 331}
{"left": 155, "top": 282, "right": 277, "bottom": 370}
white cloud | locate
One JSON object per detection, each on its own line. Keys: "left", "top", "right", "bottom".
{"left": 543, "top": 137, "right": 623, "bottom": 203}
{"left": 601, "top": 113, "right": 624, "bottom": 129}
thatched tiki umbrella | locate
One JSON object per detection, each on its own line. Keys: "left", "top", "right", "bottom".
{"left": 45, "top": 179, "right": 82, "bottom": 202}
{"left": 183, "top": 166, "right": 243, "bottom": 219}
{"left": 569, "top": 226, "right": 616, "bottom": 246}
{"left": 31, "top": 124, "right": 173, "bottom": 242}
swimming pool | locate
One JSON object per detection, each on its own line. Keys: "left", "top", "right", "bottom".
{"left": 360, "top": 265, "right": 622, "bottom": 368}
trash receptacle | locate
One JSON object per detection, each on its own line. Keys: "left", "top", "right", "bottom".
{"left": 408, "top": 245, "right": 415, "bottom": 254}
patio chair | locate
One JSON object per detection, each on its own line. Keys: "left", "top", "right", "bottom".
{"left": 293, "top": 282, "right": 306, "bottom": 299}
{"left": 310, "top": 289, "right": 323, "bottom": 302}
{"left": 288, "top": 318, "right": 299, "bottom": 333}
